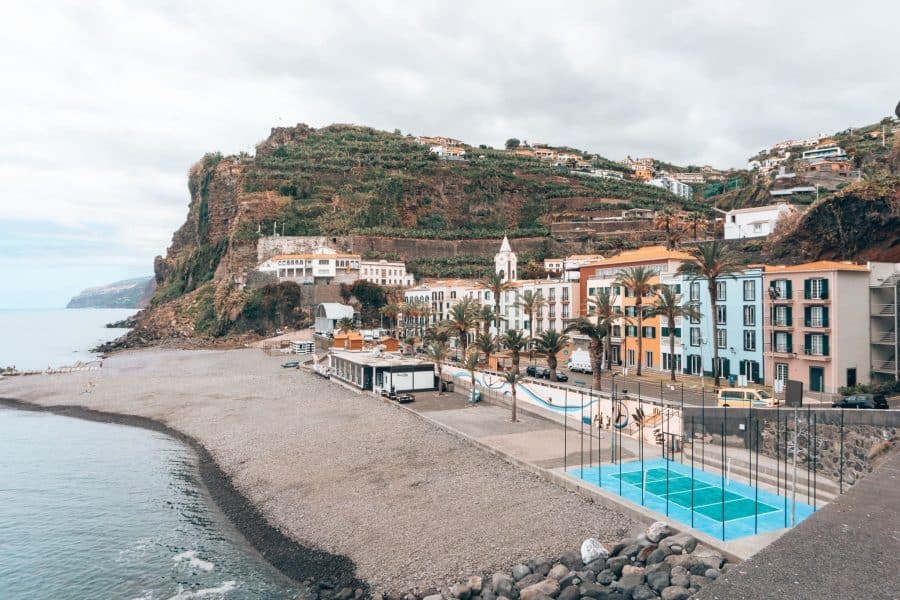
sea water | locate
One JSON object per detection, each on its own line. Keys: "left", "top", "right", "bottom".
{"left": 0, "top": 409, "right": 301, "bottom": 599}
{"left": 0, "top": 308, "right": 137, "bottom": 371}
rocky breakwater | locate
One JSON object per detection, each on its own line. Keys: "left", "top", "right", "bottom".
{"left": 296, "top": 522, "right": 732, "bottom": 600}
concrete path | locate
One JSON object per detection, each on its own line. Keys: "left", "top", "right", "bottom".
{"left": 695, "top": 448, "right": 900, "bottom": 600}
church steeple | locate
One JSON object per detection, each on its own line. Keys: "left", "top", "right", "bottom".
{"left": 494, "top": 236, "right": 517, "bottom": 282}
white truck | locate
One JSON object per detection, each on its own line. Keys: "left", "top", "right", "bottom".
{"left": 567, "top": 350, "right": 593, "bottom": 373}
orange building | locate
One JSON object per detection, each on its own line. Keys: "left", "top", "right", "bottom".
{"left": 578, "top": 246, "right": 693, "bottom": 370}
{"left": 633, "top": 166, "right": 653, "bottom": 181}
{"left": 332, "top": 331, "right": 364, "bottom": 351}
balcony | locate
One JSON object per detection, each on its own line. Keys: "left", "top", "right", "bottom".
{"left": 873, "top": 303, "right": 896, "bottom": 317}
{"left": 802, "top": 319, "right": 830, "bottom": 330}
{"left": 764, "top": 343, "right": 795, "bottom": 356}
{"left": 872, "top": 331, "right": 897, "bottom": 345}
{"left": 872, "top": 360, "right": 897, "bottom": 374}
{"left": 801, "top": 347, "right": 831, "bottom": 361}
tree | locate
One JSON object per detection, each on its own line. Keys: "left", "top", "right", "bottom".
{"left": 426, "top": 341, "right": 448, "bottom": 395}
{"left": 338, "top": 283, "right": 353, "bottom": 305}
{"left": 684, "top": 212, "right": 706, "bottom": 240}
{"left": 534, "top": 329, "right": 569, "bottom": 382}
{"left": 463, "top": 349, "right": 481, "bottom": 401}
{"left": 504, "top": 369, "right": 520, "bottom": 422}
{"left": 481, "top": 271, "right": 513, "bottom": 330}
{"left": 478, "top": 304, "right": 498, "bottom": 335}
{"left": 677, "top": 241, "right": 744, "bottom": 386}
{"left": 505, "top": 138, "right": 521, "bottom": 150}
{"left": 501, "top": 329, "right": 529, "bottom": 375}
{"left": 474, "top": 332, "right": 499, "bottom": 369}
{"left": 655, "top": 207, "right": 681, "bottom": 250}
{"left": 438, "top": 297, "right": 481, "bottom": 359}
{"left": 350, "top": 280, "right": 387, "bottom": 325}
{"left": 380, "top": 303, "right": 401, "bottom": 335}
{"left": 651, "top": 285, "right": 700, "bottom": 382}
{"left": 337, "top": 317, "right": 354, "bottom": 333}
{"left": 515, "top": 289, "right": 547, "bottom": 339}
{"left": 614, "top": 266, "right": 658, "bottom": 376}
{"left": 564, "top": 317, "right": 606, "bottom": 389}
{"left": 590, "top": 287, "right": 618, "bottom": 370}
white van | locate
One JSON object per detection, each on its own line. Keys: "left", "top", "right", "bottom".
{"left": 567, "top": 350, "right": 593, "bottom": 374}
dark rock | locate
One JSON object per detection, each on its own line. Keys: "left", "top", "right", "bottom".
{"left": 689, "top": 575, "right": 710, "bottom": 589}
{"left": 704, "top": 569, "right": 720, "bottom": 580}
{"left": 596, "top": 570, "right": 615, "bottom": 585}
{"left": 558, "top": 585, "right": 581, "bottom": 600}
{"left": 319, "top": 582, "right": 335, "bottom": 590}
{"left": 646, "top": 570, "right": 670, "bottom": 593}
{"left": 558, "top": 573, "right": 582, "bottom": 589}
{"left": 513, "top": 565, "right": 533, "bottom": 581}
{"left": 636, "top": 545, "right": 658, "bottom": 564}
{"left": 548, "top": 565, "right": 570, "bottom": 581}
{"left": 559, "top": 551, "right": 584, "bottom": 571}
{"left": 481, "top": 591, "right": 498, "bottom": 600}
{"left": 452, "top": 583, "right": 473, "bottom": 599}
{"left": 663, "top": 555, "right": 699, "bottom": 572}
{"left": 532, "top": 560, "right": 553, "bottom": 577}
{"left": 669, "top": 566, "right": 690, "bottom": 589}
{"left": 574, "top": 570, "right": 596, "bottom": 584}
{"left": 659, "top": 534, "right": 697, "bottom": 554}
{"left": 493, "top": 573, "right": 517, "bottom": 597}
{"left": 610, "top": 539, "right": 632, "bottom": 556}
{"left": 578, "top": 582, "right": 610, "bottom": 599}
{"left": 630, "top": 584, "right": 659, "bottom": 600}
{"left": 617, "top": 544, "right": 642, "bottom": 559}
{"left": 612, "top": 572, "right": 645, "bottom": 595}
{"left": 691, "top": 546, "right": 724, "bottom": 570}
{"left": 659, "top": 587, "right": 690, "bottom": 600}
{"left": 585, "top": 558, "right": 607, "bottom": 574}
{"left": 516, "top": 573, "right": 545, "bottom": 590}
{"left": 334, "top": 588, "right": 354, "bottom": 600}
{"left": 607, "top": 556, "right": 630, "bottom": 577}
{"left": 645, "top": 548, "right": 671, "bottom": 565}
{"left": 688, "top": 562, "right": 709, "bottom": 577}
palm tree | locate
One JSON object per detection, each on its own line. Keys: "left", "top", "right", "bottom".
{"left": 426, "top": 340, "right": 449, "bottom": 395}
{"left": 418, "top": 301, "right": 433, "bottom": 335}
{"left": 439, "top": 297, "right": 481, "bottom": 359}
{"left": 589, "top": 287, "right": 618, "bottom": 370}
{"left": 564, "top": 317, "right": 606, "bottom": 389}
{"left": 534, "top": 329, "right": 569, "bottom": 382}
{"left": 399, "top": 302, "right": 413, "bottom": 336}
{"left": 684, "top": 212, "right": 706, "bottom": 240}
{"left": 478, "top": 304, "right": 498, "bottom": 335}
{"left": 481, "top": 272, "right": 514, "bottom": 331}
{"left": 515, "top": 289, "right": 547, "bottom": 339}
{"left": 614, "top": 266, "right": 658, "bottom": 376}
{"left": 337, "top": 317, "right": 354, "bottom": 333}
{"left": 463, "top": 349, "right": 481, "bottom": 402}
{"left": 654, "top": 207, "right": 681, "bottom": 250}
{"left": 504, "top": 369, "right": 521, "bottom": 422}
{"left": 677, "top": 241, "right": 744, "bottom": 386}
{"left": 651, "top": 285, "right": 701, "bottom": 382}
{"left": 380, "top": 303, "right": 401, "bottom": 336}
{"left": 474, "top": 332, "right": 499, "bottom": 369}
{"left": 501, "top": 329, "right": 528, "bottom": 375}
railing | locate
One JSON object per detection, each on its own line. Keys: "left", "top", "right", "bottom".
{"left": 875, "top": 304, "right": 896, "bottom": 316}
{"left": 802, "top": 347, "right": 830, "bottom": 358}
{"left": 872, "top": 360, "right": 897, "bottom": 373}
{"left": 875, "top": 331, "right": 897, "bottom": 345}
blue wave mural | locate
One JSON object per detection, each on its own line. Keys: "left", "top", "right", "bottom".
{"left": 451, "top": 370, "right": 598, "bottom": 414}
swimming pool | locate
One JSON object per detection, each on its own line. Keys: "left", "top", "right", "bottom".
{"left": 567, "top": 458, "right": 816, "bottom": 540}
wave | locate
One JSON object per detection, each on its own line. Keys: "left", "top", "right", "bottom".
{"left": 173, "top": 550, "right": 215, "bottom": 572}
{"left": 166, "top": 580, "right": 237, "bottom": 599}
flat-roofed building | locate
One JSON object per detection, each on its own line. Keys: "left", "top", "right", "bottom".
{"left": 723, "top": 203, "right": 795, "bottom": 239}
{"left": 360, "top": 259, "right": 415, "bottom": 287}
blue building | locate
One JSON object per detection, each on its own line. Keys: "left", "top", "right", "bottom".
{"left": 681, "top": 267, "right": 765, "bottom": 384}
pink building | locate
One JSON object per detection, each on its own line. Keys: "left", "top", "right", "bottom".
{"left": 763, "top": 261, "right": 870, "bottom": 395}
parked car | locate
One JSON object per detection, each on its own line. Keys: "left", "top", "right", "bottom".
{"left": 832, "top": 394, "right": 888, "bottom": 409}
{"left": 717, "top": 387, "right": 778, "bottom": 407}
{"left": 551, "top": 370, "right": 569, "bottom": 382}
{"left": 526, "top": 365, "right": 549, "bottom": 378}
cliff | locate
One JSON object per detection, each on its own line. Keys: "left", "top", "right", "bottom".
{"left": 66, "top": 276, "right": 155, "bottom": 309}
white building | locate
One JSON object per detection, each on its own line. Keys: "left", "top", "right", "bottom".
{"left": 258, "top": 249, "right": 361, "bottom": 283}
{"left": 315, "top": 303, "right": 356, "bottom": 335}
{"left": 723, "top": 204, "right": 795, "bottom": 240}
{"left": 647, "top": 176, "right": 693, "bottom": 200}
{"left": 360, "top": 259, "right": 415, "bottom": 287}
{"left": 672, "top": 172, "right": 705, "bottom": 184}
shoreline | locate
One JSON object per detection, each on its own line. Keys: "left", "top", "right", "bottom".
{"left": 0, "top": 396, "right": 367, "bottom": 594}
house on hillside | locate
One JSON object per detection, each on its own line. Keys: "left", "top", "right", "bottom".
{"left": 315, "top": 303, "right": 356, "bottom": 335}
{"left": 647, "top": 176, "right": 693, "bottom": 200}
{"left": 723, "top": 204, "right": 795, "bottom": 240}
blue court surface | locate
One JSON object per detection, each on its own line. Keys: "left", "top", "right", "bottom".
{"left": 567, "top": 458, "right": 816, "bottom": 540}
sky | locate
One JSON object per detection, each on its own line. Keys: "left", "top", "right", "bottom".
{"left": 0, "top": 1, "right": 896, "bottom": 308}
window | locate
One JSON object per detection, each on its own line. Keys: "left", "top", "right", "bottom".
{"left": 548, "top": 288, "right": 556, "bottom": 300}
{"left": 690, "top": 282, "right": 701, "bottom": 301}
{"left": 612, "top": 325, "right": 622, "bottom": 337}
{"left": 548, "top": 305, "right": 556, "bottom": 318}
{"left": 588, "top": 287, "right": 595, "bottom": 296}
{"left": 318, "top": 259, "right": 329, "bottom": 265}
{"left": 775, "top": 363, "right": 789, "bottom": 381}
{"left": 743, "top": 330, "right": 756, "bottom": 351}
{"left": 743, "top": 305, "right": 756, "bottom": 326}
{"left": 690, "top": 311, "right": 700, "bottom": 324}
{"left": 771, "top": 279, "right": 792, "bottom": 300}
{"left": 806, "top": 305, "right": 828, "bottom": 327}
{"left": 663, "top": 353, "right": 682, "bottom": 372}
{"left": 716, "top": 328, "right": 727, "bottom": 349}
{"left": 806, "top": 277, "right": 829, "bottom": 300}
{"left": 642, "top": 326, "right": 656, "bottom": 339}
{"left": 716, "top": 305, "right": 727, "bottom": 324}
{"left": 625, "top": 306, "right": 637, "bottom": 317}
{"left": 743, "top": 280, "right": 756, "bottom": 301}
{"left": 450, "top": 291, "right": 457, "bottom": 299}
{"left": 627, "top": 349, "right": 636, "bottom": 366}
{"left": 805, "top": 334, "right": 829, "bottom": 356}
{"left": 562, "top": 288, "right": 569, "bottom": 301}
{"left": 645, "top": 351, "right": 654, "bottom": 369}
{"left": 690, "top": 327, "right": 701, "bottom": 346}
{"left": 716, "top": 281, "right": 727, "bottom": 301}
{"left": 562, "top": 305, "right": 569, "bottom": 319}
{"left": 625, "top": 325, "right": 637, "bottom": 337}
{"left": 773, "top": 305, "right": 792, "bottom": 327}
{"left": 773, "top": 331, "right": 792, "bottom": 353}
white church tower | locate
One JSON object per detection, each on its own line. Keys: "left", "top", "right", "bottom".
{"left": 494, "top": 236, "right": 518, "bottom": 282}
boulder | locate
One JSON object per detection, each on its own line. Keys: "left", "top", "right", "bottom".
{"left": 451, "top": 583, "right": 472, "bottom": 599}
{"left": 610, "top": 539, "right": 633, "bottom": 556}
{"left": 548, "top": 564, "right": 570, "bottom": 581}
{"left": 704, "top": 568, "right": 720, "bottom": 580}
{"left": 595, "top": 569, "right": 615, "bottom": 586}
{"left": 468, "top": 576, "right": 484, "bottom": 594}
{"left": 669, "top": 566, "right": 690, "bottom": 589}
{"left": 519, "top": 578, "right": 560, "bottom": 600}
{"left": 617, "top": 544, "right": 642, "bottom": 559}
{"left": 516, "top": 574, "right": 545, "bottom": 590}
{"left": 512, "top": 565, "right": 532, "bottom": 581}
{"left": 577, "top": 582, "right": 609, "bottom": 599}
{"left": 531, "top": 560, "right": 552, "bottom": 577}
{"left": 574, "top": 570, "right": 596, "bottom": 584}
{"left": 557, "top": 572, "right": 582, "bottom": 589}
{"left": 580, "top": 539, "right": 610, "bottom": 565}
{"left": 646, "top": 522, "right": 673, "bottom": 544}
{"left": 559, "top": 551, "right": 584, "bottom": 571}
{"left": 584, "top": 558, "right": 607, "bottom": 574}
{"left": 645, "top": 547, "right": 671, "bottom": 565}
{"left": 622, "top": 565, "right": 645, "bottom": 577}
{"left": 492, "top": 573, "right": 516, "bottom": 597}
{"left": 481, "top": 591, "right": 498, "bottom": 600}
{"left": 646, "top": 569, "right": 670, "bottom": 593}
{"left": 689, "top": 575, "right": 711, "bottom": 589}
{"left": 613, "top": 572, "right": 645, "bottom": 595}
{"left": 606, "top": 556, "right": 630, "bottom": 577}
{"left": 659, "top": 534, "right": 697, "bottom": 555}
{"left": 557, "top": 585, "right": 581, "bottom": 600}
{"left": 631, "top": 584, "right": 659, "bottom": 600}
{"left": 688, "top": 562, "right": 710, "bottom": 577}
{"left": 636, "top": 545, "right": 658, "bottom": 564}
{"left": 660, "top": 587, "right": 690, "bottom": 600}
{"left": 691, "top": 546, "right": 724, "bottom": 570}
{"left": 663, "top": 555, "right": 699, "bottom": 572}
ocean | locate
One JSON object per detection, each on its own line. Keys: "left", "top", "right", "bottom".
{"left": 0, "top": 308, "right": 137, "bottom": 371}
{"left": 0, "top": 309, "right": 302, "bottom": 598}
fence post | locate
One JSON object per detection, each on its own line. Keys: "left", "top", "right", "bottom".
{"left": 839, "top": 408, "right": 845, "bottom": 494}
{"left": 564, "top": 389, "right": 568, "bottom": 470}
{"left": 720, "top": 418, "right": 726, "bottom": 541}
{"left": 690, "top": 415, "right": 695, "bottom": 528}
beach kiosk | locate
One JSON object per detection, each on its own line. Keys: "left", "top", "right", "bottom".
{"left": 328, "top": 350, "right": 437, "bottom": 393}
{"left": 332, "top": 331, "right": 364, "bottom": 351}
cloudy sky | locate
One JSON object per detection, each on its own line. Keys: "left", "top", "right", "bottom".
{"left": 0, "top": 1, "right": 896, "bottom": 308}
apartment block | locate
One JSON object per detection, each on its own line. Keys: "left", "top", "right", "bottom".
{"left": 869, "top": 263, "right": 900, "bottom": 383}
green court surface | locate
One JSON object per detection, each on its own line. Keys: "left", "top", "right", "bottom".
{"left": 611, "top": 468, "right": 779, "bottom": 522}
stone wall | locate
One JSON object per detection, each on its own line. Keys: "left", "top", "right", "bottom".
{"left": 349, "top": 235, "right": 548, "bottom": 258}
